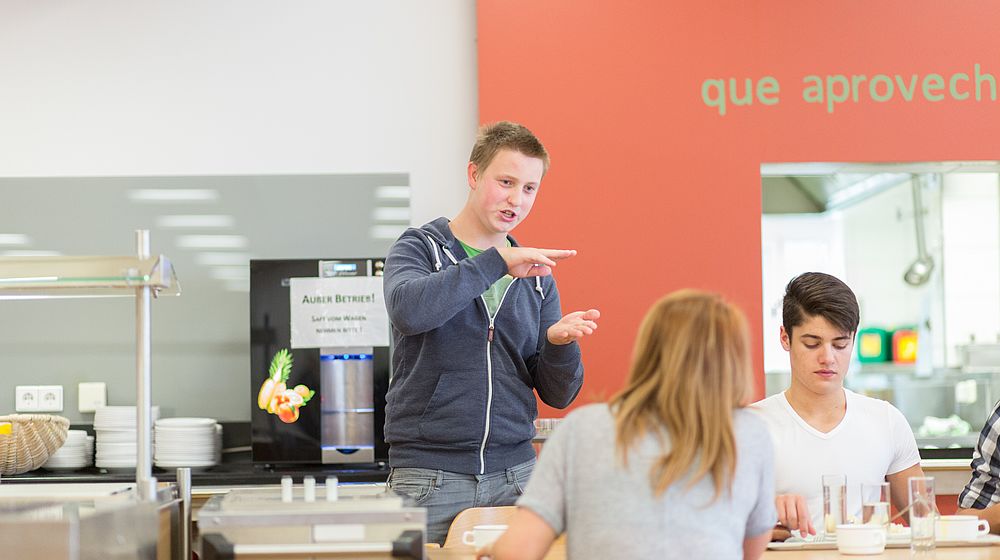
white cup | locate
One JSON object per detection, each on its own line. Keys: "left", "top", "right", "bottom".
{"left": 836, "top": 524, "right": 886, "bottom": 555}
{"left": 935, "top": 515, "right": 990, "bottom": 542}
{"left": 461, "top": 524, "right": 508, "bottom": 548}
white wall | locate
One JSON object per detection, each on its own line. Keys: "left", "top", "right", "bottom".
{"left": 0, "top": 1, "right": 478, "bottom": 420}
{"left": 840, "top": 178, "right": 943, "bottom": 332}
{"left": 761, "top": 212, "right": 846, "bottom": 373}
{"left": 942, "top": 173, "right": 1000, "bottom": 364}
{"left": 840, "top": 178, "right": 946, "bottom": 374}
{"left": 0, "top": 0, "right": 476, "bottom": 224}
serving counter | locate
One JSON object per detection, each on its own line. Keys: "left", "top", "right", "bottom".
{"left": 1, "top": 461, "right": 389, "bottom": 486}
{"left": 0, "top": 483, "right": 182, "bottom": 560}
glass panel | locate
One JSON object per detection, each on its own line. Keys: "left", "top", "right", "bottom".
{"left": 0, "top": 174, "right": 409, "bottom": 422}
{"left": 0, "top": 255, "right": 180, "bottom": 298}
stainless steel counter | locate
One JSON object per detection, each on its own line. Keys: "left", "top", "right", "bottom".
{"left": 0, "top": 483, "right": 182, "bottom": 560}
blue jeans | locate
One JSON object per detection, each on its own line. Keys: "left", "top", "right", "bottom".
{"left": 387, "top": 458, "right": 535, "bottom": 545}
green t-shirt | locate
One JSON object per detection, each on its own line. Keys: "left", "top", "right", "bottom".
{"left": 459, "top": 239, "right": 514, "bottom": 318}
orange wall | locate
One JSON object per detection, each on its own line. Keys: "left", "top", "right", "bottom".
{"left": 478, "top": 0, "right": 1000, "bottom": 415}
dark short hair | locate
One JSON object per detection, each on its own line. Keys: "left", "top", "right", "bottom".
{"left": 782, "top": 272, "right": 860, "bottom": 336}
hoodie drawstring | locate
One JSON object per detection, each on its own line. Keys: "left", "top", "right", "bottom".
{"left": 423, "top": 233, "right": 442, "bottom": 271}
{"left": 425, "top": 231, "right": 545, "bottom": 300}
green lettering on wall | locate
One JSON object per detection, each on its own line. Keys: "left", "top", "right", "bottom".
{"left": 975, "top": 64, "right": 996, "bottom": 101}
{"left": 701, "top": 79, "right": 727, "bottom": 116}
{"left": 729, "top": 78, "right": 753, "bottom": 107}
{"left": 895, "top": 74, "right": 918, "bottom": 101}
{"left": 802, "top": 75, "right": 823, "bottom": 105}
{"left": 757, "top": 76, "right": 780, "bottom": 105}
{"left": 850, "top": 75, "right": 867, "bottom": 102}
{"left": 826, "top": 75, "right": 850, "bottom": 114}
{"left": 869, "top": 75, "right": 894, "bottom": 102}
{"left": 950, "top": 73, "right": 970, "bottom": 100}
{"left": 923, "top": 74, "right": 945, "bottom": 101}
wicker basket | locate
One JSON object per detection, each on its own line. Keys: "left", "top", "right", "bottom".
{"left": 0, "top": 414, "right": 70, "bottom": 475}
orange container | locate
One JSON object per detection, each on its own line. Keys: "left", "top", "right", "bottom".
{"left": 892, "top": 329, "right": 918, "bottom": 364}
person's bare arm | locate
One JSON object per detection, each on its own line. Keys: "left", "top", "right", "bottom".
{"left": 744, "top": 530, "right": 772, "bottom": 560}
{"left": 477, "top": 508, "right": 557, "bottom": 560}
{"left": 886, "top": 463, "right": 925, "bottom": 518}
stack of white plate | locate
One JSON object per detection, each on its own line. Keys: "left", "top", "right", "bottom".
{"left": 43, "top": 430, "right": 91, "bottom": 471}
{"left": 154, "top": 418, "right": 219, "bottom": 469}
{"left": 94, "top": 405, "right": 160, "bottom": 470}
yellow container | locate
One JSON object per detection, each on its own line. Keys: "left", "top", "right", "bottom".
{"left": 892, "top": 329, "right": 918, "bottom": 364}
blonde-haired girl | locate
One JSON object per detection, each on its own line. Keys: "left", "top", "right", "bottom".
{"left": 481, "top": 290, "right": 775, "bottom": 560}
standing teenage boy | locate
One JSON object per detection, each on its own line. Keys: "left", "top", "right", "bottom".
{"left": 751, "top": 272, "right": 923, "bottom": 539}
{"left": 382, "top": 121, "right": 600, "bottom": 544}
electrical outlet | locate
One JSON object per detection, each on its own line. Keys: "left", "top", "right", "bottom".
{"left": 15, "top": 386, "right": 38, "bottom": 411}
{"left": 78, "top": 382, "right": 107, "bottom": 413}
{"left": 36, "top": 385, "right": 63, "bottom": 412}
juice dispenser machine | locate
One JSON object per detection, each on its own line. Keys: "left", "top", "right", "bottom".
{"left": 250, "top": 258, "right": 390, "bottom": 466}
{"left": 315, "top": 259, "right": 385, "bottom": 464}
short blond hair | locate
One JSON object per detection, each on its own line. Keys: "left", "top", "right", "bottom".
{"left": 610, "top": 290, "right": 754, "bottom": 500}
{"left": 469, "top": 121, "right": 550, "bottom": 175}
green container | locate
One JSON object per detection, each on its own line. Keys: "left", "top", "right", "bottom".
{"left": 857, "top": 327, "right": 891, "bottom": 363}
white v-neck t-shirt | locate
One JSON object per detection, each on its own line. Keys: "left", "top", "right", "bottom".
{"left": 751, "top": 388, "right": 921, "bottom": 529}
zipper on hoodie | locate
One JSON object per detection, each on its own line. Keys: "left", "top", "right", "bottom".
{"left": 478, "top": 278, "right": 517, "bottom": 475}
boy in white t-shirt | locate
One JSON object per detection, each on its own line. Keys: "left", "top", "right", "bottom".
{"left": 751, "top": 272, "right": 923, "bottom": 540}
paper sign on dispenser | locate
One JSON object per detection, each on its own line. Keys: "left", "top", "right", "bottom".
{"left": 288, "top": 276, "right": 389, "bottom": 349}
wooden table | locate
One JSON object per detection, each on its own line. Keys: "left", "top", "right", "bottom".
{"left": 426, "top": 541, "right": 1000, "bottom": 559}
{"left": 761, "top": 547, "right": 1000, "bottom": 558}
{"left": 427, "top": 539, "right": 566, "bottom": 559}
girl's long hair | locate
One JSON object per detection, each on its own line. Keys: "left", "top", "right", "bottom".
{"left": 609, "top": 290, "right": 753, "bottom": 499}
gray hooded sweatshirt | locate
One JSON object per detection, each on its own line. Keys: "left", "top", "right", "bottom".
{"left": 383, "top": 217, "right": 584, "bottom": 475}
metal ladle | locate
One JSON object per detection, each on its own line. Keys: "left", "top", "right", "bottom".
{"left": 904, "top": 175, "right": 935, "bottom": 287}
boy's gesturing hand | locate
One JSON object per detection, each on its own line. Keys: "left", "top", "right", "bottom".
{"left": 547, "top": 309, "right": 601, "bottom": 345}
{"left": 497, "top": 246, "right": 576, "bottom": 278}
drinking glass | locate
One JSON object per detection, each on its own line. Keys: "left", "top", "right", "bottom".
{"left": 909, "top": 476, "right": 936, "bottom": 552}
{"left": 862, "top": 482, "right": 891, "bottom": 526}
{"left": 822, "top": 474, "right": 847, "bottom": 535}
